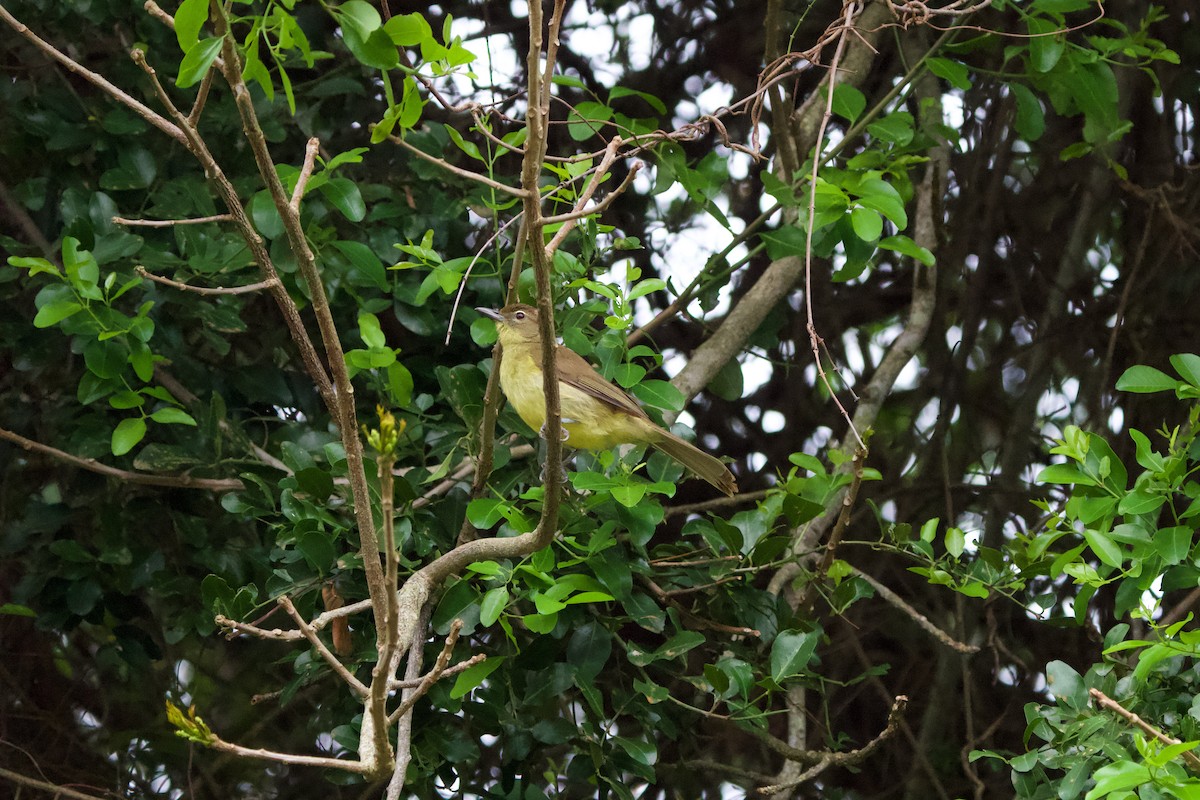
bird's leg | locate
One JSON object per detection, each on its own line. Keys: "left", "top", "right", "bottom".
{"left": 537, "top": 440, "right": 574, "bottom": 485}
{"left": 539, "top": 419, "right": 572, "bottom": 442}
{"left": 537, "top": 419, "right": 575, "bottom": 486}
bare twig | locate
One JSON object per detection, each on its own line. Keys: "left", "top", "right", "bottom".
{"left": 135, "top": 265, "right": 277, "bottom": 296}
{"left": 850, "top": 567, "right": 979, "bottom": 654}
{"left": 388, "top": 620, "right": 477, "bottom": 723}
{"left": 664, "top": 488, "right": 770, "bottom": 518}
{"left": 278, "top": 596, "right": 369, "bottom": 698}
{"left": 1090, "top": 688, "right": 1200, "bottom": 773}
{"left": 0, "top": 5, "right": 185, "bottom": 144}
{"left": 0, "top": 426, "right": 242, "bottom": 491}
{"left": 114, "top": 214, "right": 234, "bottom": 226}
{"left": 757, "top": 695, "right": 908, "bottom": 794}
{"left": 0, "top": 766, "right": 108, "bottom": 800}
{"left": 388, "top": 134, "right": 529, "bottom": 197}
{"left": 290, "top": 137, "right": 320, "bottom": 214}
{"left": 208, "top": 737, "right": 371, "bottom": 774}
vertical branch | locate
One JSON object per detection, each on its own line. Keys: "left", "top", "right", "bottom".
{"left": 519, "top": 0, "right": 566, "bottom": 545}
{"left": 209, "top": 5, "right": 388, "bottom": 631}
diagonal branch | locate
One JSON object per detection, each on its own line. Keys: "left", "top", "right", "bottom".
{"left": 0, "top": 5, "right": 185, "bottom": 145}
{"left": 0, "top": 426, "right": 243, "bottom": 491}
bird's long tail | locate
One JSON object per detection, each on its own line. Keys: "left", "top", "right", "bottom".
{"left": 652, "top": 430, "right": 737, "bottom": 496}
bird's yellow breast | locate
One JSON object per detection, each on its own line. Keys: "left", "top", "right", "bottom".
{"left": 497, "top": 347, "right": 650, "bottom": 450}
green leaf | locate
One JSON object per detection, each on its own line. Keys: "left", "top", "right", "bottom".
{"left": 111, "top": 417, "right": 147, "bottom": 456}
{"left": 1084, "top": 760, "right": 1149, "bottom": 800}
{"left": 387, "top": 362, "right": 413, "bottom": 407}
{"left": 467, "top": 498, "right": 507, "bottom": 529}
{"left": 770, "top": 629, "right": 820, "bottom": 682}
{"left": 1115, "top": 365, "right": 1178, "bottom": 393}
{"left": 450, "top": 656, "right": 505, "bottom": 699}
{"left": 855, "top": 178, "right": 907, "bottom": 228}
{"left": 331, "top": 240, "right": 388, "bottom": 290}
{"left": 296, "top": 531, "right": 335, "bottom": 572}
{"left": 850, "top": 207, "right": 883, "bottom": 242}
{"left": 174, "top": 0, "right": 209, "bottom": 51}
{"left": 831, "top": 84, "right": 866, "bottom": 122}
{"left": 628, "top": 278, "right": 666, "bottom": 301}
{"left": 357, "top": 312, "right": 386, "bottom": 349}
{"left": 631, "top": 380, "right": 685, "bottom": 412}
{"left": 611, "top": 483, "right": 646, "bottom": 508}
{"left": 926, "top": 57, "right": 971, "bottom": 90}
{"left": 33, "top": 300, "right": 83, "bottom": 328}
{"left": 177, "top": 37, "right": 223, "bottom": 89}
{"left": 1170, "top": 353, "right": 1200, "bottom": 389}
{"left": 0, "top": 603, "right": 36, "bottom": 618}
{"left": 338, "top": 1, "right": 399, "bottom": 70}
{"left": 249, "top": 192, "right": 284, "bottom": 239}
{"left": 1155, "top": 526, "right": 1192, "bottom": 565}
{"left": 319, "top": 178, "right": 366, "bottom": 222}
{"left": 150, "top": 408, "right": 197, "bottom": 426}
{"left": 109, "top": 390, "right": 145, "bottom": 409}
{"left": 945, "top": 527, "right": 965, "bottom": 559}
{"left": 1037, "top": 463, "right": 1097, "bottom": 486}
{"left": 567, "top": 101, "right": 613, "bottom": 141}
{"left": 879, "top": 235, "right": 935, "bottom": 266}
{"left": 866, "top": 113, "right": 914, "bottom": 146}
{"left": 1083, "top": 528, "right": 1123, "bottom": 568}
{"left": 479, "top": 587, "right": 508, "bottom": 626}
{"left": 84, "top": 339, "right": 127, "bottom": 380}
{"left": 613, "top": 736, "right": 657, "bottom": 767}
{"left": 609, "top": 85, "right": 667, "bottom": 115}
{"left": 9, "top": 255, "right": 60, "bottom": 277}
{"left": 383, "top": 12, "right": 432, "bottom": 46}
{"left": 1027, "top": 17, "right": 1065, "bottom": 73}
{"left": 1045, "top": 660, "right": 1085, "bottom": 709}
{"left": 1010, "top": 83, "right": 1046, "bottom": 141}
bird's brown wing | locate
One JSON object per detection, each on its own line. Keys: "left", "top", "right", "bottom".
{"left": 552, "top": 344, "right": 650, "bottom": 420}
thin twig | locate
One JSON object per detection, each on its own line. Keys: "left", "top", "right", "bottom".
{"left": 0, "top": 5, "right": 186, "bottom": 144}
{"left": 208, "top": 737, "right": 371, "bottom": 773}
{"left": 757, "top": 695, "right": 908, "bottom": 794}
{"left": 388, "top": 134, "right": 529, "bottom": 197}
{"left": 388, "top": 620, "right": 471, "bottom": 723}
{"left": 136, "top": 265, "right": 278, "bottom": 296}
{"left": 290, "top": 138, "right": 320, "bottom": 214}
{"left": 850, "top": 566, "right": 979, "bottom": 654}
{"left": 804, "top": 1, "right": 866, "bottom": 451}
{"left": 278, "top": 596, "right": 369, "bottom": 698}
{"left": 114, "top": 214, "right": 234, "bottom": 226}
{"left": 0, "top": 767, "right": 107, "bottom": 800}
{"left": 0, "top": 426, "right": 243, "bottom": 491}
{"left": 665, "top": 489, "right": 770, "bottom": 518}
{"left": 1090, "top": 688, "right": 1200, "bottom": 773}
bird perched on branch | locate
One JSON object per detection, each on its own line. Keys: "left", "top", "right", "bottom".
{"left": 477, "top": 304, "right": 737, "bottom": 496}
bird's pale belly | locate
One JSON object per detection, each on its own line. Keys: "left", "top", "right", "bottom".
{"left": 499, "top": 353, "right": 649, "bottom": 450}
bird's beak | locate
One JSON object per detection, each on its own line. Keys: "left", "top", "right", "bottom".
{"left": 476, "top": 307, "right": 504, "bottom": 323}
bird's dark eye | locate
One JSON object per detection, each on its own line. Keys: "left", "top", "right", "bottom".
{"left": 514, "top": 311, "right": 526, "bottom": 320}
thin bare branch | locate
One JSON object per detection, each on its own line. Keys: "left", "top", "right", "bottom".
{"left": 388, "top": 620, "right": 475, "bottom": 724}
{"left": 0, "top": 426, "right": 242, "bottom": 491}
{"left": 1090, "top": 688, "right": 1200, "bottom": 773}
{"left": 209, "top": 737, "right": 371, "bottom": 774}
{"left": 0, "top": 5, "right": 185, "bottom": 145}
{"left": 114, "top": 214, "right": 234, "bottom": 227}
{"left": 758, "top": 696, "right": 908, "bottom": 794}
{"left": 388, "top": 134, "right": 530, "bottom": 197}
{"left": 136, "top": 265, "right": 277, "bottom": 296}
{"left": 278, "top": 596, "right": 369, "bottom": 698}
{"left": 291, "top": 137, "right": 320, "bottom": 214}
{"left": 0, "top": 767, "right": 108, "bottom": 800}
{"left": 851, "top": 567, "right": 979, "bottom": 653}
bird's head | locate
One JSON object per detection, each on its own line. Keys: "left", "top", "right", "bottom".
{"left": 476, "top": 304, "right": 541, "bottom": 344}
